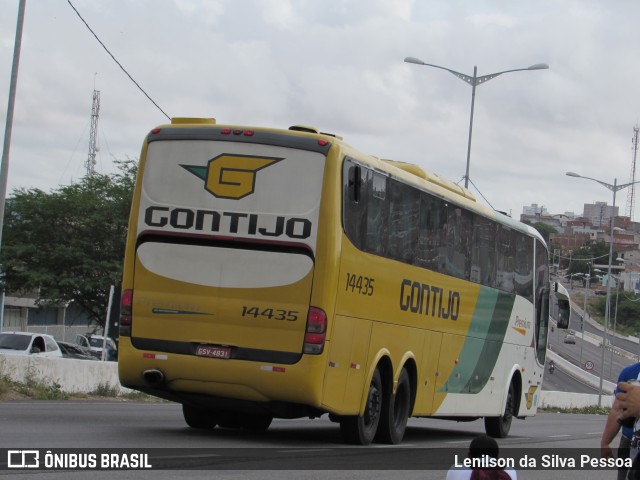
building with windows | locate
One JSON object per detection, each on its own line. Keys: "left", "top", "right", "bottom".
{"left": 583, "top": 201, "right": 618, "bottom": 228}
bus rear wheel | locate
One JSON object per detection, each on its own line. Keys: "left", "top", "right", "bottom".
{"left": 239, "top": 413, "right": 273, "bottom": 432}
{"left": 182, "top": 404, "right": 219, "bottom": 429}
{"left": 339, "top": 368, "right": 382, "bottom": 445}
{"left": 376, "top": 368, "right": 411, "bottom": 444}
{"left": 484, "top": 381, "right": 515, "bottom": 438}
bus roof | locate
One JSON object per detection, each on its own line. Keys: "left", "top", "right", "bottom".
{"left": 156, "top": 117, "right": 546, "bottom": 248}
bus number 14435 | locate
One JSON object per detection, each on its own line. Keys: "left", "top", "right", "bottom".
{"left": 345, "top": 273, "right": 375, "bottom": 296}
{"left": 241, "top": 306, "right": 299, "bottom": 322}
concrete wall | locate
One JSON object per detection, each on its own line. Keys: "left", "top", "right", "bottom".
{"left": 0, "top": 354, "right": 128, "bottom": 394}
{"left": 539, "top": 390, "right": 613, "bottom": 409}
{"left": 0, "top": 353, "right": 614, "bottom": 409}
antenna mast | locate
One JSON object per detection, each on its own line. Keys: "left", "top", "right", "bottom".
{"left": 86, "top": 87, "right": 100, "bottom": 176}
{"left": 626, "top": 126, "right": 639, "bottom": 220}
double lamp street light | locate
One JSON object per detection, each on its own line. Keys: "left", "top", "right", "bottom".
{"left": 566, "top": 172, "right": 640, "bottom": 406}
{"left": 404, "top": 57, "right": 549, "bottom": 189}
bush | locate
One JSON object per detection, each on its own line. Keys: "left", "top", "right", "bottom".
{"left": 91, "top": 382, "right": 118, "bottom": 397}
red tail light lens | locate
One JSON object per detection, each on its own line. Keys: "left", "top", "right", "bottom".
{"left": 303, "top": 306, "right": 327, "bottom": 354}
{"left": 120, "top": 289, "right": 133, "bottom": 327}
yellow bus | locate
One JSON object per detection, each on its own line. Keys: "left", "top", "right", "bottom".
{"left": 118, "top": 117, "right": 567, "bottom": 445}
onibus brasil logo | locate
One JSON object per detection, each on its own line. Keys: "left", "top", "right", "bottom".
{"left": 181, "top": 154, "right": 283, "bottom": 200}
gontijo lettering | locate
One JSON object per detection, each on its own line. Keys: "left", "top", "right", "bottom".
{"left": 399, "top": 278, "right": 460, "bottom": 320}
{"left": 144, "top": 206, "right": 312, "bottom": 239}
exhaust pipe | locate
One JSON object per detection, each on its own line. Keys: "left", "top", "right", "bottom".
{"left": 143, "top": 369, "right": 165, "bottom": 386}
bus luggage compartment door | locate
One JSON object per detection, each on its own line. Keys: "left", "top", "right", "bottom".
{"left": 131, "top": 240, "right": 314, "bottom": 359}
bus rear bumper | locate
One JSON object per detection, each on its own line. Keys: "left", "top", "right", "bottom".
{"left": 118, "top": 340, "right": 327, "bottom": 417}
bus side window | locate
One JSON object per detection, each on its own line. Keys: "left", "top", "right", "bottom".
{"left": 343, "top": 160, "right": 367, "bottom": 250}
{"left": 348, "top": 165, "right": 361, "bottom": 203}
{"left": 365, "top": 172, "right": 389, "bottom": 255}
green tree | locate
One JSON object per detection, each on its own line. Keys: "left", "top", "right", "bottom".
{"left": 593, "top": 292, "right": 640, "bottom": 332}
{"left": 524, "top": 221, "right": 557, "bottom": 244}
{"left": 567, "top": 242, "right": 611, "bottom": 277}
{"left": 0, "top": 160, "right": 136, "bottom": 328}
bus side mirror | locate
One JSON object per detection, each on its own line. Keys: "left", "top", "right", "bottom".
{"left": 553, "top": 281, "right": 571, "bottom": 329}
{"left": 557, "top": 299, "right": 570, "bottom": 329}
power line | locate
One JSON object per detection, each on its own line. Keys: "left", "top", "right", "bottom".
{"left": 66, "top": 0, "right": 171, "bottom": 121}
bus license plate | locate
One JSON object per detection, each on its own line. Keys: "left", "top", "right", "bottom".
{"left": 196, "top": 345, "right": 231, "bottom": 359}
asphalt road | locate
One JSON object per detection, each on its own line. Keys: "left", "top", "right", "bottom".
{"left": 544, "top": 285, "right": 639, "bottom": 393}
{"left": 1, "top": 284, "right": 630, "bottom": 479}
{"left": 0, "top": 401, "right": 619, "bottom": 480}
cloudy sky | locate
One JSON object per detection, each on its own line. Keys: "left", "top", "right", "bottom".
{"left": 1, "top": 0, "right": 640, "bottom": 220}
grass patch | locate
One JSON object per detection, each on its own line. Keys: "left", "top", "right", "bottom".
{"left": 0, "top": 370, "right": 11, "bottom": 396}
{"left": 91, "top": 382, "right": 119, "bottom": 397}
{"left": 21, "top": 367, "right": 69, "bottom": 400}
{"left": 118, "top": 390, "right": 159, "bottom": 401}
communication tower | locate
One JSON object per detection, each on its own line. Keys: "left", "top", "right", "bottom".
{"left": 86, "top": 88, "right": 100, "bottom": 176}
{"left": 626, "top": 126, "right": 639, "bottom": 220}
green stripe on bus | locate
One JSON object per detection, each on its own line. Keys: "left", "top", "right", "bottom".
{"left": 439, "top": 288, "right": 515, "bottom": 394}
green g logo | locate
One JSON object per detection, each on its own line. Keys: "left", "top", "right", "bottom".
{"left": 181, "top": 154, "right": 283, "bottom": 199}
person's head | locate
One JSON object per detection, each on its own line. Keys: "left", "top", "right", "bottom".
{"left": 468, "top": 434, "right": 499, "bottom": 459}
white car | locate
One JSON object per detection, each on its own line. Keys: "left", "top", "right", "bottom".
{"left": 75, "top": 334, "right": 117, "bottom": 361}
{"left": 0, "top": 332, "right": 63, "bottom": 358}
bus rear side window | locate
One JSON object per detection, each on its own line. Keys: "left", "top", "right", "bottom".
{"left": 343, "top": 160, "right": 367, "bottom": 250}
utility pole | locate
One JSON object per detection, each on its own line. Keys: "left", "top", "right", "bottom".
{"left": 0, "top": 0, "right": 26, "bottom": 242}
{"left": 0, "top": 0, "right": 27, "bottom": 331}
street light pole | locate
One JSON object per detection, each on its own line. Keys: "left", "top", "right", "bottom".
{"left": 405, "top": 57, "right": 549, "bottom": 188}
{"left": 566, "top": 172, "right": 640, "bottom": 406}
{"left": 610, "top": 279, "right": 621, "bottom": 378}
{"left": 580, "top": 266, "right": 592, "bottom": 365}
{"left": 464, "top": 65, "right": 477, "bottom": 190}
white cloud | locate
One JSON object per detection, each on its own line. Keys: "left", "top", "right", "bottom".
{"left": 173, "top": 0, "right": 225, "bottom": 24}
{"left": 469, "top": 13, "right": 519, "bottom": 29}
{"left": 259, "top": 0, "right": 299, "bottom": 29}
{"left": 1, "top": 0, "right": 640, "bottom": 220}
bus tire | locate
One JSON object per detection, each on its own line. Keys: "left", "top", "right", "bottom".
{"left": 182, "top": 404, "right": 218, "bottom": 429}
{"left": 339, "top": 368, "right": 383, "bottom": 445}
{"left": 376, "top": 367, "right": 411, "bottom": 444}
{"left": 239, "top": 414, "right": 273, "bottom": 432}
{"left": 484, "top": 381, "right": 515, "bottom": 438}
{"left": 217, "top": 411, "right": 242, "bottom": 429}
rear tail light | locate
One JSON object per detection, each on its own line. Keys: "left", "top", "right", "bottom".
{"left": 120, "top": 289, "right": 133, "bottom": 335}
{"left": 303, "top": 307, "right": 327, "bottom": 355}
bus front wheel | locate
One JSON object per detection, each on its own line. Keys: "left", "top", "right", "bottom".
{"left": 484, "top": 381, "right": 515, "bottom": 438}
{"left": 376, "top": 368, "right": 411, "bottom": 444}
{"left": 339, "top": 368, "right": 383, "bottom": 445}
